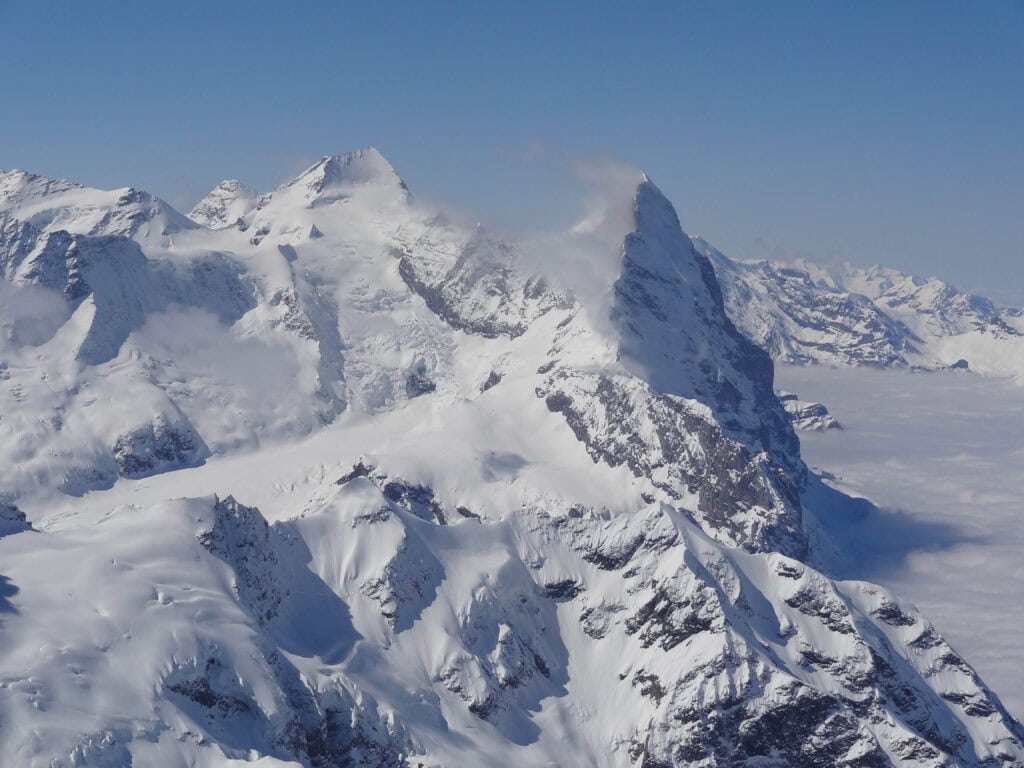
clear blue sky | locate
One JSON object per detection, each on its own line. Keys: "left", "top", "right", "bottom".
{"left": 1, "top": 1, "right": 1021, "bottom": 293}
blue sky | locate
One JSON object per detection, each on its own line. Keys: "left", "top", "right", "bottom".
{"left": 1, "top": 1, "right": 1021, "bottom": 293}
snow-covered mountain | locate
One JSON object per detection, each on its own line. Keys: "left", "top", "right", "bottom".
{"left": 1, "top": 152, "right": 1022, "bottom": 767}
{"left": 0, "top": 168, "right": 197, "bottom": 246}
{"left": 189, "top": 180, "right": 260, "bottom": 230}
{"left": 694, "top": 238, "right": 1024, "bottom": 377}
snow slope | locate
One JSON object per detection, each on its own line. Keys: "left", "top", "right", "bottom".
{"left": 1, "top": 153, "right": 1021, "bottom": 767}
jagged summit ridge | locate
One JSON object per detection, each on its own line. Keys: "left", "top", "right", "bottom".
{"left": 0, "top": 168, "right": 84, "bottom": 204}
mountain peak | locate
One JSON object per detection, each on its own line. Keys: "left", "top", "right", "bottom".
{"left": 632, "top": 175, "right": 683, "bottom": 237}
{"left": 210, "top": 179, "right": 256, "bottom": 194}
{"left": 0, "top": 168, "right": 83, "bottom": 206}
{"left": 189, "top": 179, "right": 260, "bottom": 229}
{"left": 0, "top": 169, "right": 195, "bottom": 244}
{"left": 285, "top": 147, "right": 408, "bottom": 199}
{"left": 612, "top": 173, "right": 801, "bottom": 474}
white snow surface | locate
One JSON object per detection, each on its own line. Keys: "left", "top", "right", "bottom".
{"left": 1, "top": 152, "right": 1022, "bottom": 767}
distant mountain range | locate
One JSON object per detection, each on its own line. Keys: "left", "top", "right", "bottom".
{"left": 695, "top": 237, "right": 1024, "bottom": 377}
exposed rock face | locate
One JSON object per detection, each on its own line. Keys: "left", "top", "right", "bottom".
{"left": 188, "top": 495, "right": 414, "bottom": 766}
{"left": 0, "top": 498, "right": 31, "bottom": 536}
{"left": 198, "top": 495, "right": 285, "bottom": 626}
{"left": 779, "top": 392, "right": 842, "bottom": 431}
{"left": 113, "top": 412, "right": 208, "bottom": 478}
{"left": 539, "top": 371, "right": 804, "bottom": 556}
{"left": 187, "top": 488, "right": 1024, "bottom": 767}
{"left": 546, "top": 506, "right": 1023, "bottom": 768}
{"left": 537, "top": 179, "right": 805, "bottom": 558}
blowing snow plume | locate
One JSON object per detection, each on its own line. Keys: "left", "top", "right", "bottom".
{"left": 512, "top": 154, "right": 644, "bottom": 310}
